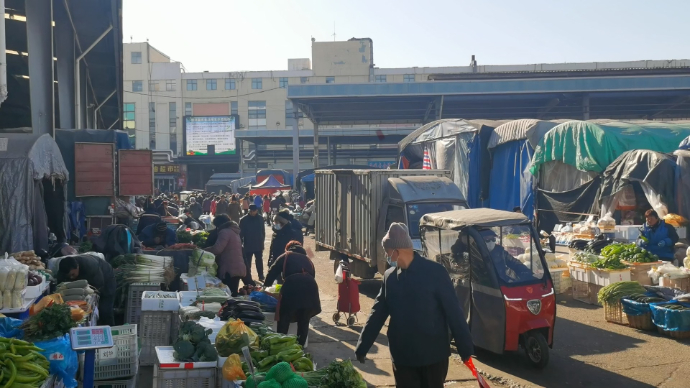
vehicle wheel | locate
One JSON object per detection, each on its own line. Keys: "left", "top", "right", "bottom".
{"left": 524, "top": 331, "right": 550, "bottom": 369}
{"left": 347, "top": 316, "right": 356, "bottom": 326}
{"left": 333, "top": 312, "right": 340, "bottom": 324}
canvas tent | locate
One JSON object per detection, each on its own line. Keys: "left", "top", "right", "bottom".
{"left": 250, "top": 175, "right": 291, "bottom": 197}
{"left": 487, "top": 119, "right": 562, "bottom": 217}
{"left": 398, "top": 119, "right": 505, "bottom": 208}
{"left": 530, "top": 120, "right": 690, "bottom": 192}
{"left": 599, "top": 150, "right": 676, "bottom": 219}
{"left": 0, "top": 134, "right": 69, "bottom": 254}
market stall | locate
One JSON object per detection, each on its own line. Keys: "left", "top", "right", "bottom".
{"left": 0, "top": 134, "right": 69, "bottom": 254}
{"left": 397, "top": 119, "right": 506, "bottom": 208}
{"left": 487, "top": 119, "right": 563, "bottom": 217}
{"left": 250, "top": 176, "right": 292, "bottom": 197}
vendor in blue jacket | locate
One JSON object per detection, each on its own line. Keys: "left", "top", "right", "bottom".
{"left": 355, "top": 223, "right": 474, "bottom": 388}
{"left": 138, "top": 221, "right": 177, "bottom": 248}
{"left": 638, "top": 209, "right": 679, "bottom": 262}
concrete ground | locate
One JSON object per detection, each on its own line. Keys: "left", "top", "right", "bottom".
{"left": 138, "top": 226, "right": 690, "bottom": 387}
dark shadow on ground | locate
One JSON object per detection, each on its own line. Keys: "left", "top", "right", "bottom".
{"left": 472, "top": 316, "right": 654, "bottom": 387}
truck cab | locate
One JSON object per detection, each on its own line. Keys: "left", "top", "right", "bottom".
{"left": 375, "top": 176, "right": 468, "bottom": 274}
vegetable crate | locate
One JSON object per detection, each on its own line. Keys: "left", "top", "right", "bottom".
{"left": 572, "top": 279, "right": 602, "bottom": 306}
{"left": 621, "top": 261, "right": 660, "bottom": 286}
{"left": 140, "top": 311, "right": 174, "bottom": 366}
{"left": 154, "top": 346, "right": 217, "bottom": 388}
{"left": 551, "top": 268, "right": 571, "bottom": 294}
{"left": 78, "top": 378, "right": 137, "bottom": 388}
{"left": 591, "top": 268, "right": 631, "bottom": 287}
{"left": 141, "top": 291, "right": 180, "bottom": 312}
{"left": 91, "top": 325, "right": 139, "bottom": 380}
{"left": 125, "top": 282, "right": 161, "bottom": 326}
{"left": 604, "top": 302, "right": 626, "bottom": 325}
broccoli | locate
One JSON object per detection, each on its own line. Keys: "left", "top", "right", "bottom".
{"left": 173, "top": 339, "right": 195, "bottom": 361}
{"left": 179, "top": 321, "right": 212, "bottom": 344}
{"left": 193, "top": 341, "right": 218, "bottom": 362}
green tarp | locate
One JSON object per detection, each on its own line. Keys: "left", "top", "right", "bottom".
{"left": 529, "top": 120, "right": 690, "bottom": 175}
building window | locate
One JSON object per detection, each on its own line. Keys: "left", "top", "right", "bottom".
{"left": 375, "top": 75, "right": 387, "bottom": 83}
{"left": 248, "top": 101, "right": 266, "bottom": 130}
{"left": 132, "top": 80, "right": 143, "bottom": 92}
{"left": 166, "top": 80, "right": 176, "bottom": 91}
{"left": 231, "top": 101, "right": 238, "bottom": 115}
{"left": 186, "top": 79, "right": 197, "bottom": 91}
{"left": 123, "top": 103, "right": 135, "bottom": 130}
{"left": 131, "top": 52, "right": 142, "bottom": 64}
{"left": 326, "top": 77, "right": 335, "bottom": 84}
{"left": 251, "top": 78, "right": 262, "bottom": 89}
{"left": 149, "top": 102, "right": 156, "bottom": 149}
{"left": 170, "top": 134, "right": 177, "bottom": 155}
{"left": 279, "top": 78, "right": 288, "bottom": 88}
{"left": 185, "top": 102, "right": 192, "bottom": 116}
{"left": 206, "top": 79, "right": 217, "bottom": 90}
{"left": 169, "top": 102, "right": 177, "bottom": 130}
{"left": 300, "top": 77, "right": 309, "bottom": 84}
{"left": 225, "top": 79, "right": 236, "bottom": 90}
{"left": 403, "top": 74, "right": 415, "bottom": 83}
{"left": 149, "top": 81, "right": 160, "bottom": 91}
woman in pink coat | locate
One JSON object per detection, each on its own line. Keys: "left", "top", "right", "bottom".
{"left": 204, "top": 214, "right": 247, "bottom": 295}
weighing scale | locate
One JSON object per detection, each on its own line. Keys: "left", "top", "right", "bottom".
{"left": 70, "top": 326, "right": 114, "bottom": 388}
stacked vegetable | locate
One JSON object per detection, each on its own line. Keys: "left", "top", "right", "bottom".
{"left": 0, "top": 337, "right": 50, "bottom": 387}
{"left": 246, "top": 362, "right": 310, "bottom": 388}
{"left": 57, "top": 279, "right": 95, "bottom": 302}
{"left": 597, "top": 281, "right": 647, "bottom": 305}
{"left": 172, "top": 321, "right": 218, "bottom": 362}
{"left": 177, "top": 230, "right": 193, "bottom": 243}
{"left": 296, "top": 360, "right": 367, "bottom": 388}
{"left": 601, "top": 243, "right": 659, "bottom": 264}
{"left": 625, "top": 293, "right": 665, "bottom": 304}
{"left": 188, "top": 249, "right": 218, "bottom": 277}
{"left": 111, "top": 253, "right": 175, "bottom": 286}
{"left": 11, "top": 251, "right": 45, "bottom": 270}
{"left": 20, "top": 304, "right": 77, "bottom": 341}
{"left": 252, "top": 333, "right": 313, "bottom": 373}
{"left": 192, "top": 232, "right": 209, "bottom": 247}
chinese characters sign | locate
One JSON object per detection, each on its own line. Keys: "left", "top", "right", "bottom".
{"left": 185, "top": 116, "right": 236, "bottom": 156}
{"left": 154, "top": 165, "right": 181, "bottom": 174}
{"left": 368, "top": 161, "right": 395, "bottom": 169}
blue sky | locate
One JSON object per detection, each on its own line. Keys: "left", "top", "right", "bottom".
{"left": 123, "top": 0, "right": 690, "bottom": 72}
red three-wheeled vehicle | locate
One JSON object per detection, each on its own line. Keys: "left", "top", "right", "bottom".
{"left": 420, "top": 208, "right": 556, "bottom": 368}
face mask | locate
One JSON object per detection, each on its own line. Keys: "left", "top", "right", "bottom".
{"left": 386, "top": 251, "right": 398, "bottom": 268}
{"left": 486, "top": 241, "right": 496, "bottom": 252}
{"left": 273, "top": 224, "right": 282, "bottom": 231}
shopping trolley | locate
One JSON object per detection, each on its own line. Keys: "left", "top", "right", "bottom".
{"left": 333, "top": 262, "right": 361, "bottom": 326}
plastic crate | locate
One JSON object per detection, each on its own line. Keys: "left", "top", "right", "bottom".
{"left": 90, "top": 325, "right": 139, "bottom": 380}
{"left": 591, "top": 268, "right": 631, "bottom": 287}
{"left": 551, "top": 268, "right": 571, "bottom": 294}
{"left": 125, "top": 283, "right": 161, "bottom": 326}
{"left": 140, "top": 311, "right": 173, "bottom": 366}
{"left": 572, "top": 279, "right": 602, "bottom": 305}
{"left": 604, "top": 302, "right": 625, "bottom": 325}
{"left": 154, "top": 366, "right": 217, "bottom": 388}
{"left": 79, "top": 378, "right": 137, "bottom": 388}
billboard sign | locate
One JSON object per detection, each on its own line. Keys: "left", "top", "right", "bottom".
{"left": 184, "top": 116, "right": 236, "bottom": 156}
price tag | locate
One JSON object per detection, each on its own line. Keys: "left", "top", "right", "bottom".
{"left": 97, "top": 345, "right": 119, "bottom": 366}
{"left": 49, "top": 352, "right": 64, "bottom": 361}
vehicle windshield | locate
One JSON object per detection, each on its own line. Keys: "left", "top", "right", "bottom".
{"left": 407, "top": 203, "right": 463, "bottom": 238}
{"left": 484, "top": 224, "right": 545, "bottom": 284}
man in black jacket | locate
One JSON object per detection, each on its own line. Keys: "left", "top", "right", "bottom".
{"left": 355, "top": 223, "right": 474, "bottom": 388}
{"left": 240, "top": 205, "right": 266, "bottom": 282}
{"left": 57, "top": 255, "right": 117, "bottom": 326}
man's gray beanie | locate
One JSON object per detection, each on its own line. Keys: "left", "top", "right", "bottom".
{"left": 382, "top": 222, "right": 414, "bottom": 250}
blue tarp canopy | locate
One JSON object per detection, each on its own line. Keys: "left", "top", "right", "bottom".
{"left": 301, "top": 174, "right": 315, "bottom": 183}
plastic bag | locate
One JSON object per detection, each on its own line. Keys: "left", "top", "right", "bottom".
{"left": 2, "top": 291, "right": 10, "bottom": 309}
{"left": 34, "top": 334, "right": 79, "bottom": 388}
{"left": 215, "top": 319, "right": 259, "bottom": 357}
{"left": 0, "top": 317, "right": 24, "bottom": 339}
{"left": 11, "top": 290, "right": 22, "bottom": 308}
{"left": 650, "top": 301, "right": 690, "bottom": 332}
{"left": 249, "top": 291, "right": 277, "bottom": 310}
{"left": 222, "top": 354, "right": 247, "bottom": 381}
{"left": 30, "top": 293, "right": 64, "bottom": 316}
{"left": 335, "top": 263, "right": 344, "bottom": 284}
{"left": 463, "top": 358, "right": 491, "bottom": 388}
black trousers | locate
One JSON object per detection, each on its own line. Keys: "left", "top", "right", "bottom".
{"left": 97, "top": 294, "right": 115, "bottom": 326}
{"left": 276, "top": 308, "right": 310, "bottom": 347}
{"left": 392, "top": 358, "right": 449, "bottom": 388}
{"left": 223, "top": 274, "right": 242, "bottom": 297}
{"left": 244, "top": 251, "right": 264, "bottom": 282}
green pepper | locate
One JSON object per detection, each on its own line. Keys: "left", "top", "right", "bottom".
{"left": 292, "top": 357, "right": 314, "bottom": 372}
{"left": 15, "top": 362, "right": 48, "bottom": 377}
{"left": 257, "top": 355, "right": 276, "bottom": 369}
{"left": 3, "top": 359, "right": 16, "bottom": 388}
{"left": 251, "top": 350, "right": 268, "bottom": 361}
{"left": 277, "top": 348, "right": 303, "bottom": 363}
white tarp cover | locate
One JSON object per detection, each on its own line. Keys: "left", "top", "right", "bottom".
{"left": 487, "top": 119, "right": 566, "bottom": 150}
{"left": 421, "top": 208, "right": 529, "bottom": 230}
{"left": 0, "top": 134, "right": 69, "bottom": 254}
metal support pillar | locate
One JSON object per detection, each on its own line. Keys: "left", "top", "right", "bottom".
{"left": 583, "top": 94, "right": 590, "bottom": 120}
{"left": 26, "top": 0, "right": 54, "bottom": 135}
{"left": 75, "top": 24, "right": 112, "bottom": 128}
{"left": 55, "top": 0, "right": 75, "bottom": 128}
{"left": 313, "top": 122, "right": 319, "bottom": 169}
{"left": 291, "top": 105, "right": 300, "bottom": 177}
{"left": 438, "top": 95, "right": 445, "bottom": 119}
{"left": 238, "top": 140, "right": 244, "bottom": 177}
{"left": 326, "top": 137, "right": 331, "bottom": 166}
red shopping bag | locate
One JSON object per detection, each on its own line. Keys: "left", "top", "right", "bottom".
{"left": 463, "top": 358, "right": 491, "bottom": 388}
